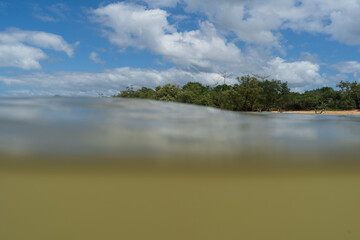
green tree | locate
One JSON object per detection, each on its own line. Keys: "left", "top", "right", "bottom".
{"left": 115, "top": 85, "right": 135, "bottom": 98}
{"left": 177, "top": 82, "right": 210, "bottom": 105}
{"left": 114, "top": 79, "right": 358, "bottom": 112}
{"left": 238, "top": 75, "right": 262, "bottom": 111}
{"left": 134, "top": 87, "right": 157, "bottom": 99}
{"left": 278, "top": 82, "right": 291, "bottom": 110}
{"left": 351, "top": 82, "right": 360, "bottom": 109}
{"left": 156, "top": 84, "right": 181, "bottom": 102}
{"left": 258, "top": 80, "right": 281, "bottom": 111}
{"left": 337, "top": 81, "right": 358, "bottom": 109}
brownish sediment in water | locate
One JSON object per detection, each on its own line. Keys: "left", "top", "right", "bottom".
{"left": 1, "top": 153, "right": 360, "bottom": 240}
{"left": 1, "top": 158, "right": 360, "bottom": 240}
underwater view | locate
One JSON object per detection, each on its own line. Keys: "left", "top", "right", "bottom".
{"left": 1, "top": 97, "right": 360, "bottom": 240}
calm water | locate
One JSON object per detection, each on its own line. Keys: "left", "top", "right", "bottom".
{"left": 0, "top": 96, "right": 359, "bottom": 162}
{"left": 1, "top": 97, "right": 360, "bottom": 240}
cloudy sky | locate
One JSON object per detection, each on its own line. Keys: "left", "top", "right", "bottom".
{"left": 0, "top": 0, "right": 360, "bottom": 96}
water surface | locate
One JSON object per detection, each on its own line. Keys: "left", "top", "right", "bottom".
{"left": 1, "top": 97, "right": 360, "bottom": 240}
{"left": 0, "top": 97, "right": 359, "bottom": 163}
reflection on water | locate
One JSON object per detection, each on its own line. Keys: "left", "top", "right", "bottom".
{"left": 0, "top": 97, "right": 359, "bottom": 162}
{"left": 1, "top": 97, "right": 360, "bottom": 240}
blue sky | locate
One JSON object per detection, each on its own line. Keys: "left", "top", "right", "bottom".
{"left": 0, "top": 0, "right": 360, "bottom": 96}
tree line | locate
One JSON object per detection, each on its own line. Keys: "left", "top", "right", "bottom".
{"left": 114, "top": 75, "right": 360, "bottom": 112}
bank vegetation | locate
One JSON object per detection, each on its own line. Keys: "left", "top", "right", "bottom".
{"left": 114, "top": 76, "right": 360, "bottom": 112}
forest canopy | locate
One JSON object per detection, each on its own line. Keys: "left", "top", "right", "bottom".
{"left": 114, "top": 76, "right": 360, "bottom": 112}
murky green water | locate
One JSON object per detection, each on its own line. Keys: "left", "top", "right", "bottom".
{"left": 1, "top": 97, "right": 360, "bottom": 240}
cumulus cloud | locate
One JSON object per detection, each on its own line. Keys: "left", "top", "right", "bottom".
{"left": 91, "top": 2, "right": 244, "bottom": 72}
{"left": 157, "top": 22, "right": 244, "bottom": 71}
{"left": 326, "top": 6, "right": 360, "bottom": 45}
{"left": 0, "top": 44, "right": 47, "bottom": 70}
{"left": 184, "top": 0, "right": 283, "bottom": 47}
{"left": 144, "top": 0, "right": 360, "bottom": 47}
{"left": 92, "top": 3, "right": 173, "bottom": 50}
{"left": 0, "top": 28, "right": 78, "bottom": 69}
{"left": 264, "top": 57, "right": 324, "bottom": 88}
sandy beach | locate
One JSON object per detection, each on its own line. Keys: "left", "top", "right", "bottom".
{"left": 271, "top": 110, "right": 360, "bottom": 115}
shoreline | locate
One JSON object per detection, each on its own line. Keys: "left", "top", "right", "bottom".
{"left": 271, "top": 110, "right": 360, "bottom": 115}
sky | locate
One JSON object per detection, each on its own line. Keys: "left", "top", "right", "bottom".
{"left": 0, "top": 0, "right": 360, "bottom": 96}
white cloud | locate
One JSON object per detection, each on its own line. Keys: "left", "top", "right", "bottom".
{"left": 0, "top": 28, "right": 78, "bottom": 69}
{"left": 144, "top": 0, "right": 360, "bottom": 48}
{"left": 91, "top": 2, "right": 245, "bottom": 72}
{"left": 156, "top": 21, "right": 244, "bottom": 71}
{"left": 0, "top": 61, "right": 324, "bottom": 96}
{"left": 0, "top": 44, "right": 47, "bottom": 70}
{"left": 0, "top": 68, "right": 222, "bottom": 96}
{"left": 89, "top": 52, "right": 105, "bottom": 65}
{"left": 332, "top": 61, "right": 360, "bottom": 74}
{"left": 184, "top": 0, "right": 283, "bottom": 47}
{"left": 264, "top": 57, "right": 323, "bottom": 89}
{"left": 92, "top": 3, "right": 173, "bottom": 50}
{"left": 1, "top": 28, "right": 77, "bottom": 57}
{"left": 326, "top": 7, "right": 360, "bottom": 45}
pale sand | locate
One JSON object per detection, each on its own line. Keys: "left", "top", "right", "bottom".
{"left": 271, "top": 110, "right": 360, "bottom": 115}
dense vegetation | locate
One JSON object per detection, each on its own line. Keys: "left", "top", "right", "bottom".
{"left": 114, "top": 75, "right": 360, "bottom": 112}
